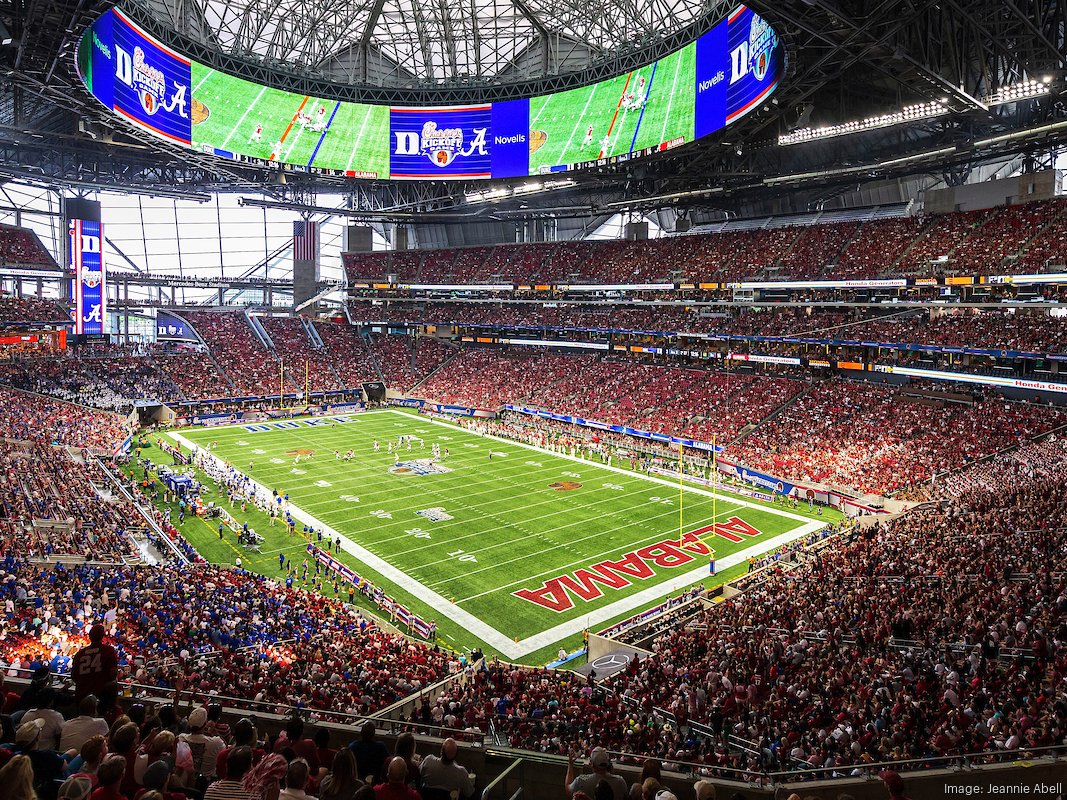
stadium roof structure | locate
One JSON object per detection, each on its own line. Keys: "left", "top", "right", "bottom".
{"left": 127, "top": 0, "right": 726, "bottom": 92}
{"left": 0, "top": 0, "right": 1065, "bottom": 224}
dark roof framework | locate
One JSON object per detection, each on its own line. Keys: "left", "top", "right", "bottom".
{"left": 0, "top": 0, "right": 1063, "bottom": 219}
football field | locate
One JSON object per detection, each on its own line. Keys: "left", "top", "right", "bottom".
{"left": 528, "top": 44, "right": 696, "bottom": 174}
{"left": 190, "top": 65, "right": 390, "bottom": 175}
{"left": 167, "top": 409, "right": 831, "bottom": 660}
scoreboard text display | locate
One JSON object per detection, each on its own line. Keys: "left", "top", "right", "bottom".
{"left": 77, "top": 5, "right": 781, "bottom": 181}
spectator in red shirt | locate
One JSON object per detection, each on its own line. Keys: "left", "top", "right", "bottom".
{"left": 0, "top": 673, "right": 19, "bottom": 714}
{"left": 91, "top": 754, "right": 129, "bottom": 800}
{"left": 72, "top": 625, "right": 119, "bottom": 702}
{"left": 374, "top": 758, "right": 420, "bottom": 800}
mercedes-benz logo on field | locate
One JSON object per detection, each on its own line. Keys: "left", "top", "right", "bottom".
{"left": 591, "top": 654, "right": 631, "bottom": 670}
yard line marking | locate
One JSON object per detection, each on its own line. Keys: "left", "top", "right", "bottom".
{"left": 346, "top": 107, "right": 375, "bottom": 173}
{"left": 659, "top": 54, "right": 683, "bottom": 144}
{"left": 307, "top": 102, "right": 342, "bottom": 167}
{"left": 629, "top": 61, "right": 659, "bottom": 153}
{"left": 172, "top": 410, "right": 828, "bottom": 659}
{"left": 555, "top": 82, "right": 601, "bottom": 166}
{"left": 598, "top": 71, "right": 632, "bottom": 159}
{"left": 221, "top": 85, "right": 268, "bottom": 149}
{"left": 395, "top": 411, "right": 815, "bottom": 524}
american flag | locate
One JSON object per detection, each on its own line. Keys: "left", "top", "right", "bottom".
{"left": 293, "top": 220, "right": 318, "bottom": 262}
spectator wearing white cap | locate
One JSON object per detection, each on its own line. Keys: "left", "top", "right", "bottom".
{"left": 566, "top": 748, "right": 627, "bottom": 800}
{"left": 179, "top": 706, "right": 226, "bottom": 780}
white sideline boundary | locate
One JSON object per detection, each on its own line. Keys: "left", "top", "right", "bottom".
{"left": 168, "top": 410, "right": 827, "bottom": 659}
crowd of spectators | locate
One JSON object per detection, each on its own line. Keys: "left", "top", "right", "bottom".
{"left": 728, "top": 380, "right": 1065, "bottom": 495}
{"left": 902, "top": 431, "right": 1067, "bottom": 502}
{"left": 0, "top": 386, "right": 129, "bottom": 451}
{"left": 414, "top": 348, "right": 1065, "bottom": 494}
{"left": 371, "top": 337, "right": 455, "bottom": 394}
{"left": 1, "top": 560, "right": 456, "bottom": 718}
{"left": 0, "top": 224, "right": 54, "bottom": 268}
{"left": 311, "top": 323, "right": 380, "bottom": 388}
{"left": 347, "top": 302, "right": 1067, "bottom": 354}
{"left": 407, "top": 469, "right": 1067, "bottom": 777}
{"left": 0, "top": 439, "right": 139, "bottom": 563}
{"left": 0, "top": 297, "right": 68, "bottom": 324}
{"left": 180, "top": 312, "right": 294, "bottom": 397}
{"left": 343, "top": 199, "right": 1067, "bottom": 285}
{"left": 259, "top": 318, "right": 342, "bottom": 394}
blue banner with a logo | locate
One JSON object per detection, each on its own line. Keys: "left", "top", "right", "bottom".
{"left": 724, "top": 6, "right": 781, "bottom": 125}
{"left": 69, "top": 219, "right": 105, "bottom": 335}
{"left": 110, "top": 8, "right": 192, "bottom": 144}
{"left": 156, "top": 310, "right": 197, "bottom": 341}
{"left": 735, "top": 465, "right": 795, "bottom": 496}
{"left": 389, "top": 106, "right": 493, "bottom": 179}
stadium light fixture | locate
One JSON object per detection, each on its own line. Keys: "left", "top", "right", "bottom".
{"left": 779, "top": 79, "right": 1052, "bottom": 146}
{"left": 463, "top": 179, "right": 575, "bottom": 204}
{"left": 777, "top": 100, "right": 949, "bottom": 145}
{"left": 983, "top": 78, "right": 1050, "bottom": 105}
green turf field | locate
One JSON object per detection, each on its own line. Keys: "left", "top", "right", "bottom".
{"left": 164, "top": 409, "right": 833, "bottom": 660}
{"left": 528, "top": 43, "right": 695, "bottom": 174}
{"left": 190, "top": 65, "right": 390, "bottom": 176}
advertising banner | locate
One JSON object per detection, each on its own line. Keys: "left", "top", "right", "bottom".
{"left": 390, "top": 105, "right": 493, "bottom": 179}
{"left": 69, "top": 219, "right": 106, "bottom": 335}
{"left": 156, "top": 310, "right": 197, "bottom": 341}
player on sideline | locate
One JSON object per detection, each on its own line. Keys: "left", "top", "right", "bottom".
{"left": 249, "top": 123, "right": 263, "bottom": 143}
{"left": 583, "top": 124, "right": 594, "bottom": 145}
{"left": 271, "top": 140, "right": 284, "bottom": 160}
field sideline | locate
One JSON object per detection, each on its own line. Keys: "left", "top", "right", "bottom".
{"left": 166, "top": 409, "right": 835, "bottom": 659}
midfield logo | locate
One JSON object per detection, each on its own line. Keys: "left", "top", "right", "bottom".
{"left": 416, "top": 507, "right": 454, "bottom": 523}
{"left": 390, "top": 459, "right": 452, "bottom": 476}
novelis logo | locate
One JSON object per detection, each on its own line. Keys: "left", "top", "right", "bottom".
{"left": 729, "top": 13, "right": 778, "bottom": 84}
{"left": 114, "top": 44, "right": 188, "bottom": 119}
{"left": 93, "top": 33, "right": 111, "bottom": 60}
{"left": 394, "top": 121, "right": 488, "bottom": 168}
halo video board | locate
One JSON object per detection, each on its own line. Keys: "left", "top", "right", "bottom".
{"left": 77, "top": 5, "right": 781, "bottom": 180}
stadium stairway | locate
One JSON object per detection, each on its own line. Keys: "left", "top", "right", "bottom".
{"left": 173, "top": 312, "right": 239, "bottom": 395}
{"left": 1015, "top": 200, "right": 1067, "bottom": 266}
{"left": 246, "top": 310, "right": 274, "bottom": 350}
{"left": 725, "top": 379, "right": 814, "bottom": 446}
{"left": 301, "top": 316, "right": 346, "bottom": 388}
{"left": 364, "top": 332, "right": 389, "bottom": 383}
{"left": 406, "top": 340, "right": 464, "bottom": 394}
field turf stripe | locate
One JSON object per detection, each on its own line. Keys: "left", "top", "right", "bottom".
{"left": 307, "top": 102, "right": 342, "bottom": 167}
{"left": 629, "top": 61, "right": 658, "bottom": 153}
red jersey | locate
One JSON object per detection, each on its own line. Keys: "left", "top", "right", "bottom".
{"left": 72, "top": 642, "right": 119, "bottom": 700}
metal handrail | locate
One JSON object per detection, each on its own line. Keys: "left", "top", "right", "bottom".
{"left": 480, "top": 758, "right": 523, "bottom": 800}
